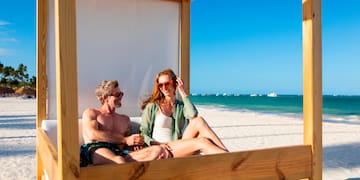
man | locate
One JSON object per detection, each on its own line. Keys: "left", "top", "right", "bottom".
{"left": 80, "top": 80, "right": 172, "bottom": 167}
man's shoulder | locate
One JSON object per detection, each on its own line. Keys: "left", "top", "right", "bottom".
{"left": 82, "top": 108, "right": 100, "bottom": 120}
{"left": 83, "top": 108, "right": 100, "bottom": 114}
{"left": 115, "top": 113, "right": 130, "bottom": 121}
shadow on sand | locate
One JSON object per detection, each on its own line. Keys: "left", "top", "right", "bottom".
{"left": 0, "top": 149, "right": 35, "bottom": 157}
{"left": 0, "top": 115, "right": 36, "bottom": 119}
{"left": 323, "top": 119, "right": 360, "bottom": 126}
{"left": 0, "top": 115, "right": 35, "bottom": 129}
{"left": 323, "top": 142, "right": 360, "bottom": 170}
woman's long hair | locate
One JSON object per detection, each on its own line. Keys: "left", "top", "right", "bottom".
{"left": 140, "top": 68, "right": 177, "bottom": 110}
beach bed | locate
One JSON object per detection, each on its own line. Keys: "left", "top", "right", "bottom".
{"left": 36, "top": 0, "right": 322, "bottom": 179}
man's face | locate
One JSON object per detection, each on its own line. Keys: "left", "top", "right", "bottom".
{"left": 107, "top": 87, "right": 123, "bottom": 108}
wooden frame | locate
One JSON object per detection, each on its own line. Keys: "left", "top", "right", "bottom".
{"left": 36, "top": 0, "right": 322, "bottom": 179}
{"left": 303, "top": 0, "right": 322, "bottom": 179}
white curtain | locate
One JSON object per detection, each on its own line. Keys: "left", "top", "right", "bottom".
{"left": 47, "top": 0, "right": 180, "bottom": 118}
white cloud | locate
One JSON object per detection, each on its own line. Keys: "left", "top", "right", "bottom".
{"left": 0, "top": 20, "right": 10, "bottom": 26}
{"left": 0, "top": 48, "right": 12, "bottom": 56}
{"left": 0, "top": 38, "right": 17, "bottom": 43}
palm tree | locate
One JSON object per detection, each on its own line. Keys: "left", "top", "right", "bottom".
{"left": 0, "top": 62, "right": 4, "bottom": 82}
{"left": 29, "top": 76, "right": 36, "bottom": 88}
{"left": 2, "top": 66, "right": 15, "bottom": 87}
{"left": 16, "top": 63, "right": 29, "bottom": 87}
{"left": 0, "top": 62, "right": 3, "bottom": 74}
{"left": 0, "top": 62, "right": 35, "bottom": 88}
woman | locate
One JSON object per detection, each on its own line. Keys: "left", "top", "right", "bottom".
{"left": 140, "top": 68, "right": 228, "bottom": 157}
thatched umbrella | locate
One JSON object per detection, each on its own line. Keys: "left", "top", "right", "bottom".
{"left": 0, "top": 86, "right": 15, "bottom": 96}
{"left": 15, "top": 86, "right": 36, "bottom": 97}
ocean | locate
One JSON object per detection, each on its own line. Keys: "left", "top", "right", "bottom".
{"left": 190, "top": 94, "right": 360, "bottom": 122}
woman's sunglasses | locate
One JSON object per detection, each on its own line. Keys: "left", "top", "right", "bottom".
{"left": 158, "top": 81, "right": 173, "bottom": 88}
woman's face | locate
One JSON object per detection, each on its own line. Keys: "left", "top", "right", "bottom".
{"left": 158, "top": 75, "right": 175, "bottom": 97}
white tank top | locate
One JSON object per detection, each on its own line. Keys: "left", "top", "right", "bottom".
{"left": 152, "top": 111, "right": 173, "bottom": 143}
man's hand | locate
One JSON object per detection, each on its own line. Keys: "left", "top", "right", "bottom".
{"left": 124, "top": 134, "right": 144, "bottom": 146}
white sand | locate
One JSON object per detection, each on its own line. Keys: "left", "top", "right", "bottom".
{"left": 0, "top": 97, "right": 359, "bottom": 179}
{"left": 0, "top": 97, "right": 36, "bottom": 180}
{"left": 198, "top": 106, "right": 360, "bottom": 180}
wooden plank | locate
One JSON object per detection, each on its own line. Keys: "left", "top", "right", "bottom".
{"left": 162, "top": 0, "right": 191, "bottom": 3}
{"left": 54, "top": 0, "right": 80, "bottom": 179}
{"left": 79, "top": 145, "right": 312, "bottom": 180}
{"left": 37, "top": 128, "right": 58, "bottom": 180}
{"left": 162, "top": 0, "right": 182, "bottom": 2}
{"left": 36, "top": 0, "right": 48, "bottom": 128}
{"left": 36, "top": 0, "right": 48, "bottom": 179}
{"left": 180, "top": 0, "right": 190, "bottom": 93}
{"left": 302, "top": 0, "right": 323, "bottom": 180}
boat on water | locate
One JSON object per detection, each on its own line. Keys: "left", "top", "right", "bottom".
{"left": 267, "top": 92, "right": 277, "bottom": 97}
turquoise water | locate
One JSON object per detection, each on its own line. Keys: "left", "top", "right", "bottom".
{"left": 190, "top": 94, "right": 360, "bottom": 121}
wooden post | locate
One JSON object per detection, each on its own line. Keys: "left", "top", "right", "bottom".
{"left": 302, "top": 0, "right": 322, "bottom": 179}
{"left": 36, "top": 0, "right": 48, "bottom": 179}
{"left": 180, "top": 0, "right": 190, "bottom": 93}
{"left": 54, "top": 0, "right": 80, "bottom": 179}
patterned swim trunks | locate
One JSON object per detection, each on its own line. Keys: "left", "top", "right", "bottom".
{"left": 80, "top": 142, "right": 128, "bottom": 167}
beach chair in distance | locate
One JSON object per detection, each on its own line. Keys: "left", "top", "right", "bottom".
{"left": 36, "top": 0, "right": 322, "bottom": 179}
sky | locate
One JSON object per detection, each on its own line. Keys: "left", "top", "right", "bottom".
{"left": 0, "top": 1, "right": 36, "bottom": 77}
{"left": 0, "top": 0, "right": 359, "bottom": 95}
{"left": 190, "top": 0, "right": 360, "bottom": 95}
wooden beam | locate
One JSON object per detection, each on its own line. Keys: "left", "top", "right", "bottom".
{"left": 36, "top": 0, "right": 48, "bottom": 127}
{"left": 37, "top": 128, "right": 58, "bottom": 180}
{"left": 36, "top": 0, "right": 48, "bottom": 179}
{"left": 180, "top": 0, "right": 190, "bottom": 93}
{"left": 161, "top": 0, "right": 191, "bottom": 3}
{"left": 162, "top": 0, "right": 182, "bottom": 2}
{"left": 302, "top": 0, "right": 322, "bottom": 179}
{"left": 54, "top": 0, "right": 80, "bottom": 179}
{"left": 80, "top": 145, "right": 312, "bottom": 180}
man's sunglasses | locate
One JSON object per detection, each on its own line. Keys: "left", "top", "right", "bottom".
{"left": 111, "top": 91, "right": 124, "bottom": 98}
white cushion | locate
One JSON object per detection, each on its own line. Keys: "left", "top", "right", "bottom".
{"left": 41, "top": 117, "right": 142, "bottom": 150}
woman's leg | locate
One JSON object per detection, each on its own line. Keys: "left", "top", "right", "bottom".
{"left": 167, "top": 137, "right": 226, "bottom": 158}
{"left": 182, "top": 116, "right": 228, "bottom": 151}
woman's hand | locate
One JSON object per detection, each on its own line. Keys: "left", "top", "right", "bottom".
{"left": 176, "top": 78, "right": 188, "bottom": 97}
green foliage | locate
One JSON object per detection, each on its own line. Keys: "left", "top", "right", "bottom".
{"left": 0, "top": 62, "right": 36, "bottom": 88}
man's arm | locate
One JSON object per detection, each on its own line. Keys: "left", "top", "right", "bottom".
{"left": 82, "top": 108, "right": 126, "bottom": 144}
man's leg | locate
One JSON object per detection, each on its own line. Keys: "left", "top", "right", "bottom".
{"left": 92, "top": 147, "right": 126, "bottom": 165}
{"left": 125, "top": 145, "right": 168, "bottom": 162}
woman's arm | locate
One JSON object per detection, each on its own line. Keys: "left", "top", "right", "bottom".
{"left": 140, "top": 104, "right": 156, "bottom": 146}
{"left": 175, "top": 78, "right": 198, "bottom": 119}
{"left": 182, "top": 96, "right": 198, "bottom": 120}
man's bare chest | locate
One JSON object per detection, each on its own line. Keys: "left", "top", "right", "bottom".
{"left": 96, "top": 115, "right": 128, "bottom": 134}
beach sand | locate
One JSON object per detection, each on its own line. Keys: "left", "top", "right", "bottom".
{"left": 0, "top": 97, "right": 36, "bottom": 180}
{"left": 1, "top": 97, "right": 359, "bottom": 179}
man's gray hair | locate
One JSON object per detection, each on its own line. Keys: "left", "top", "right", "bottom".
{"left": 95, "top": 80, "right": 119, "bottom": 104}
